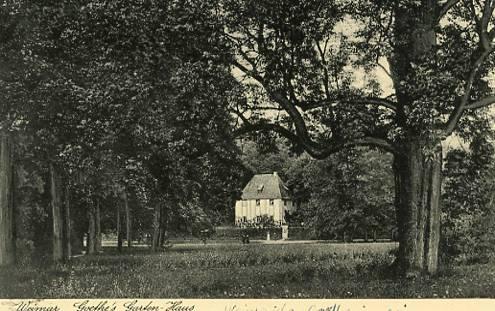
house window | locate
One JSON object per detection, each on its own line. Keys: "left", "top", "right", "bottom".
{"left": 269, "top": 199, "right": 274, "bottom": 205}
{"left": 256, "top": 199, "right": 260, "bottom": 206}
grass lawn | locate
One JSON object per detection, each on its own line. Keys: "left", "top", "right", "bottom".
{"left": 1, "top": 242, "right": 494, "bottom": 298}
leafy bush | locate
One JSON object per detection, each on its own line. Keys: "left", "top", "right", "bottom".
{"left": 441, "top": 211, "right": 495, "bottom": 264}
{"left": 442, "top": 142, "right": 495, "bottom": 264}
{"left": 286, "top": 227, "right": 317, "bottom": 240}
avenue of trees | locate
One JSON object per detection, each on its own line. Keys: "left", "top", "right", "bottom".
{"left": 0, "top": 0, "right": 495, "bottom": 280}
{"left": 0, "top": 0, "right": 246, "bottom": 264}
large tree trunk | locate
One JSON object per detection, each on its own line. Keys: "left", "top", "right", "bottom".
{"left": 152, "top": 202, "right": 161, "bottom": 252}
{"left": 50, "top": 163, "right": 64, "bottom": 262}
{"left": 63, "top": 184, "right": 71, "bottom": 261}
{"left": 159, "top": 204, "right": 169, "bottom": 247}
{"left": 117, "top": 196, "right": 123, "bottom": 253}
{"left": 387, "top": 1, "right": 442, "bottom": 277}
{"left": 87, "top": 205, "right": 96, "bottom": 255}
{"left": 394, "top": 141, "right": 442, "bottom": 277}
{"left": 160, "top": 206, "right": 169, "bottom": 248}
{"left": 124, "top": 191, "right": 132, "bottom": 248}
{"left": 95, "top": 199, "right": 102, "bottom": 253}
{"left": 158, "top": 204, "right": 164, "bottom": 247}
{"left": 0, "top": 132, "right": 14, "bottom": 266}
{"left": 159, "top": 227, "right": 166, "bottom": 247}
{"left": 72, "top": 231, "right": 84, "bottom": 255}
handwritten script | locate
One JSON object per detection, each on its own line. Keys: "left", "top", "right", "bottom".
{"left": 224, "top": 302, "right": 341, "bottom": 311}
{"left": 11, "top": 300, "right": 343, "bottom": 311}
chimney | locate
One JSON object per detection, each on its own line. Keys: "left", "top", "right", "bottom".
{"left": 273, "top": 171, "right": 278, "bottom": 177}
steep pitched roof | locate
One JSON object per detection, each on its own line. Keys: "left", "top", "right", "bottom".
{"left": 240, "top": 172, "right": 291, "bottom": 200}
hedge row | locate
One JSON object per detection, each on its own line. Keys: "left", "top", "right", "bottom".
{"left": 163, "top": 226, "right": 395, "bottom": 242}
{"left": 286, "top": 227, "right": 317, "bottom": 240}
{"left": 214, "top": 227, "right": 282, "bottom": 240}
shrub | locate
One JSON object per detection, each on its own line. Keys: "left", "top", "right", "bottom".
{"left": 442, "top": 144, "right": 495, "bottom": 264}
{"left": 286, "top": 227, "right": 317, "bottom": 240}
{"left": 441, "top": 211, "right": 495, "bottom": 264}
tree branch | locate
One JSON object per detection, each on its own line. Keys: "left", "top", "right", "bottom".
{"left": 296, "top": 96, "right": 398, "bottom": 112}
{"left": 232, "top": 59, "right": 264, "bottom": 83}
{"left": 467, "top": 0, "right": 482, "bottom": 33}
{"left": 249, "top": 106, "right": 284, "bottom": 111}
{"left": 436, "top": 0, "right": 462, "bottom": 24}
{"left": 233, "top": 121, "right": 397, "bottom": 158}
{"left": 377, "top": 62, "right": 394, "bottom": 80}
{"left": 444, "top": 48, "right": 493, "bottom": 135}
{"left": 465, "top": 95, "right": 495, "bottom": 109}
{"left": 444, "top": 0, "right": 495, "bottom": 135}
{"left": 269, "top": 91, "right": 398, "bottom": 156}
{"left": 233, "top": 122, "right": 301, "bottom": 144}
{"left": 226, "top": 28, "right": 398, "bottom": 157}
{"left": 269, "top": 91, "right": 319, "bottom": 150}
{"left": 347, "top": 97, "right": 398, "bottom": 111}
{"left": 316, "top": 39, "right": 332, "bottom": 100}
{"left": 231, "top": 108, "right": 250, "bottom": 124}
{"left": 480, "top": 0, "right": 495, "bottom": 50}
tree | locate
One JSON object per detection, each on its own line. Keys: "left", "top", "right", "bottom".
{"left": 240, "top": 139, "right": 290, "bottom": 175}
{"left": 224, "top": 0, "right": 495, "bottom": 276}
{"left": 116, "top": 192, "right": 123, "bottom": 252}
{"left": 0, "top": 132, "right": 14, "bottom": 266}
{"left": 49, "top": 163, "right": 64, "bottom": 261}
{"left": 300, "top": 149, "right": 395, "bottom": 241}
{"left": 0, "top": 1, "right": 101, "bottom": 262}
{"left": 0, "top": 1, "right": 64, "bottom": 265}
{"left": 63, "top": 184, "right": 71, "bottom": 261}
{"left": 0, "top": 0, "right": 27, "bottom": 267}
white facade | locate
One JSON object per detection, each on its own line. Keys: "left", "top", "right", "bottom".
{"left": 235, "top": 198, "right": 294, "bottom": 226}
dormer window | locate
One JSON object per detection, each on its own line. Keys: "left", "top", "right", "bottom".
{"left": 257, "top": 184, "right": 264, "bottom": 193}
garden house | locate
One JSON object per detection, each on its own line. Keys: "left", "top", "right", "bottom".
{"left": 235, "top": 172, "right": 294, "bottom": 227}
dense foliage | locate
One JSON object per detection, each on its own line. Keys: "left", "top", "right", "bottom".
{"left": 442, "top": 135, "right": 495, "bottom": 264}
{"left": 1, "top": 0, "right": 246, "bottom": 262}
{"left": 241, "top": 139, "right": 396, "bottom": 241}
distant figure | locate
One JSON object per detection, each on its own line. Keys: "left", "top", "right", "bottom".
{"left": 241, "top": 231, "right": 250, "bottom": 244}
{"left": 200, "top": 229, "right": 209, "bottom": 245}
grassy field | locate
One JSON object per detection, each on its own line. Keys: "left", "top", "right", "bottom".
{"left": 1, "top": 242, "right": 495, "bottom": 298}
